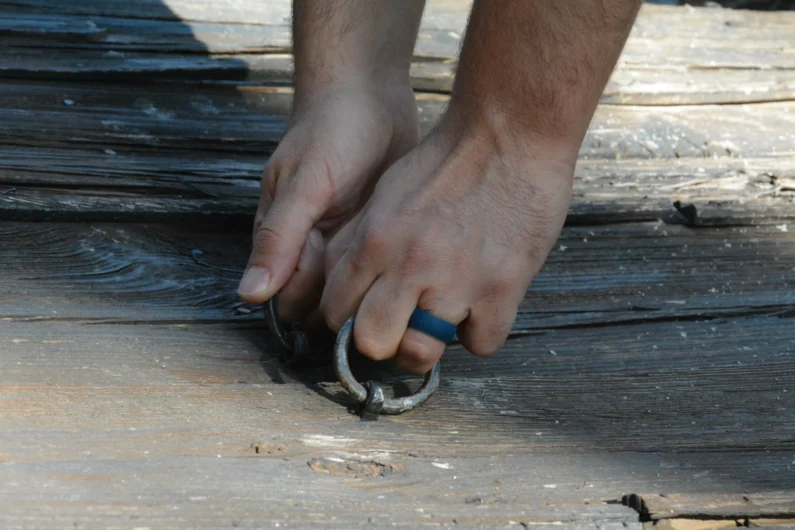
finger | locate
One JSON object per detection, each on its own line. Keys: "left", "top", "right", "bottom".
{"left": 352, "top": 276, "right": 421, "bottom": 362}
{"left": 302, "top": 307, "right": 330, "bottom": 335}
{"left": 456, "top": 299, "right": 519, "bottom": 359}
{"left": 318, "top": 215, "right": 379, "bottom": 332}
{"left": 395, "top": 289, "right": 469, "bottom": 375}
{"left": 276, "top": 228, "right": 325, "bottom": 322}
{"left": 323, "top": 209, "right": 364, "bottom": 277}
{"left": 238, "top": 167, "right": 330, "bottom": 304}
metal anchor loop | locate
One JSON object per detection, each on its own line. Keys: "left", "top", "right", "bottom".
{"left": 265, "top": 294, "right": 310, "bottom": 363}
{"left": 265, "top": 295, "right": 441, "bottom": 418}
{"left": 360, "top": 381, "right": 385, "bottom": 421}
{"left": 333, "top": 317, "right": 441, "bottom": 419}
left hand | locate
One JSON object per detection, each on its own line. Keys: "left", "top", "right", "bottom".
{"left": 319, "top": 106, "right": 577, "bottom": 375}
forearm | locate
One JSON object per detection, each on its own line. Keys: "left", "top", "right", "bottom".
{"left": 292, "top": 0, "right": 426, "bottom": 99}
{"left": 450, "top": 0, "right": 641, "bottom": 161}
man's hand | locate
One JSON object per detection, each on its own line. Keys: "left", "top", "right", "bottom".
{"left": 237, "top": 81, "right": 419, "bottom": 321}
{"left": 320, "top": 107, "right": 575, "bottom": 374}
{"left": 319, "top": 0, "right": 641, "bottom": 373}
{"left": 238, "top": 0, "right": 426, "bottom": 323}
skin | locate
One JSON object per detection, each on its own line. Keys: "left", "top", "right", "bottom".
{"left": 239, "top": 0, "right": 642, "bottom": 374}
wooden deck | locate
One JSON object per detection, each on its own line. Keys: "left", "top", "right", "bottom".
{"left": 1, "top": 1, "right": 794, "bottom": 528}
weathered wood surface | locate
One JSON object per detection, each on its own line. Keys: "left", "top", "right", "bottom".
{"left": 1, "top": 2, "right": 794, "bottom": 104}
{"left": 2, "top": 306, "right": 794, "bottom": 525}
{"left": 3, "top": 81, "right": 793, "bottom": 159}
{"left": 2, "top": 222, "right": 793, "bottom": 328}
{"left": 1, "top": 0, "right": 795, "bottom": 527}
{"left": 1, "top": 222, "right": 794, "bottom": 455}
{"left": 3, "top": 315, "right": 794, "bottom": 455}
{"left": 625, "top": 492, "right": 795, "bottom": 520}
{"left": 647, "top": 519, "right": 795, "bottom": 530}
{"left": 2, "top": 314, "right": 793, "bottom": 526}
{"left": 0, "top": 81, "right": 793, "bottom": 226}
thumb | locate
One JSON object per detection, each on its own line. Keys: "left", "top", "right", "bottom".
{"left": 238, "top": 172, "right": 328, "bottom": 304}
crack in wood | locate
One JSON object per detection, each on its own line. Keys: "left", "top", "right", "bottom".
{"left": 623, "top": 493, "right": 795, "bottom": 523}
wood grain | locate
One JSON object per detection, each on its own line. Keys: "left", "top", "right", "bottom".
{"left": 1, "top": 314, "right": 793, "bottom": 526}
{"left": 2, "top": 0, "right": 794, "bottom": 526}
{"left": 1, "top": 2, "right": 793, "bottom": 104}
{"left": 2, "top": 80, "right": 793, "bottom": 160}
{"left": 1, "top": 222, "right": 793, "bottom": 325}
{"left": 625, "top": 492, "right": 795, "bottom": 520}
{"left": 0, "top": 80, "right": 792, "bottom": 226}
{"left": 2, "top": 314, "right": 794, "bottom": 455}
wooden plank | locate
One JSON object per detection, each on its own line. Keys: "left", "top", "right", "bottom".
{"left": 0, "top": 80, "right": 792, "bottom": 226}
{"left": 0, "top": 2, "right": 792, "bottom": 104}
{"left": 0, "top": 315, "right": 792, "bottom": 527}
{"left": 2, "top": 180, "right": 792, "bottom": 227}
{"left": 602, "top": 68, "right": 795, "bottom": 106}
{"left": 3, "top": 47, "right": 793, "bottom": 105}
{"left": 1, "top": 81, "right": 792, "bottom": 161}
{"left": 645, "top": 519, "right": 795, "bottom": 530}
{"left": 1, "top": 1, "right": 792, "bottom": 524}
{"left": 0, "top": 222, "right": 251, "bottom": 322}
{"left": 0, "top": 456, "right": 642, "bottom": 529}
{"left": 7, "top": 8, "right": 793, "bottom": 68}
{"left": 1, "top": 318, "right": 793, "bottom": 472}
{"left": 1, "top": 222, "right": 793, "bottom": 326}
{"left": 571, "top": 156, "right": 795, "bottom": 226}
{"left": 11, "top": 0, "right": 788, "bottom": 36}
{"left": 0, "top": 188, "right": 258, "bottom": 224}
{"left": 624, "top": 492, "right": 795, "bottom": 520}
{"left": 1, "top": 153, "right": 793, "bottom": 228}
{"left": 3, "top": 312, "right": 794, "bottom": 454}
{"left": 2, "top": 223, "right": 793, "bottom": 526}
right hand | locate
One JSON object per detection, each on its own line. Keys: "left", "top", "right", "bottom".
{"left": 237, "top": 80, "right": 420, "bottom": 324}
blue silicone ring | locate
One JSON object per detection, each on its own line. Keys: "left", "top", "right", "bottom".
{"left": 408, "top": 308, "right": 457, "bottom": 343}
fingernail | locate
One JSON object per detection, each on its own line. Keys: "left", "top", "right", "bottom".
{"left": 238, "top": 266, "right": 270, "bottom": 299}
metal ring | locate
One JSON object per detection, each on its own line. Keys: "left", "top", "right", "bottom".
{"left": 265, "top": 293, "right": 311, "bottom": 359}
{"left": 333, "top": 317, "right": 441, "bottom": 415}
{"left": 265, "top": 294, "right": 292, "bottom": 352}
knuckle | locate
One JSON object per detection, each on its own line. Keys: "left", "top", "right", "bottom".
{"left": 359, "top": 224, "right": 389, "bottom": 257}
{"left": 355, "top": 334, "right": 393, "bottom": 361}
{"left": 485, "top": 255, "right": 529, "bottom": 299}
{"left": 287, "top": 170, "right": 332, "bottom": 210}
{"left": 468, "top": 342, "right": 500, "bottom": 357}
{"left": 488, "top": 270, "right": 520, "bottom": 299}
{"left": 464, "top": 317, "right": 511, "bottom": 359}
{"left": 323, "top": 313, "right": 343, "bottom": 334}
{"left": 319, "top": 299, "right": 342, "bottom": 332}
{"left": 348, "top": 226, "right": 387, "bottom": 272}
{"left": 468, "top": 339, "right": 502, "bottom": 358}
{"left": 399, "top": 336, "right": 436, "bottom": 365}
{"left": 354, "top": 302, "right": 398, "bottom": 360}
{"left": 298, "top": 158, "right": 335, "bottom": 205}
{"left": 262, "top": 156, "right": 299, "bottom": 196}
{"left": 396, "top": 355, "right": 433, "bottom": 376}
{"left": 251, "top": 224, "right": 285, "bottom": 250}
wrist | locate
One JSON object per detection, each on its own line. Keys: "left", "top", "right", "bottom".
{"left": 440, "top": 94, "right": 582, "bottom": 170}
{"left": 293, "top": 66, "right": 411, "bottom": 114}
